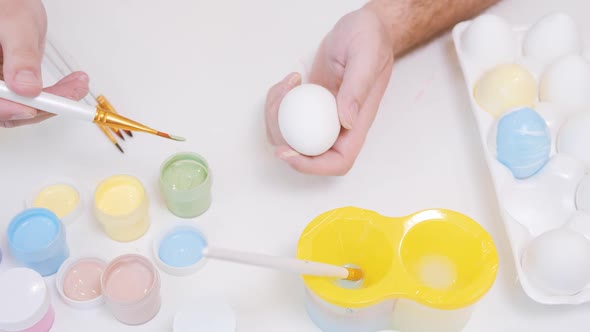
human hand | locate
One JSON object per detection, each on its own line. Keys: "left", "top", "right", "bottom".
{"left": 265, "top": 6, "right": 394, "bottom": 176}
{"left": 0, "top": 0, "right": 89, "bottom": 128}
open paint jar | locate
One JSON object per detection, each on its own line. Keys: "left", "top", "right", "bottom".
{"left": 159, "top": 152, "right": 212, "bottom": 218}
{"left": 25, "top": 178, "right": 83, "bottom": 226}
{"left": 7, "top": 208, "right": 69, "bottom": 276}
{"left": 55, "top": 257, "right": 107, "bottom": 309}
{"left": 94, "top": 175, "right": 150, "bottom": 242}
{"left": 101, "top": 254, "right": 161, "bottom": 325}
{"left": 297, "top": 207, "right": 498, "bottom": 332}
{"left": 152, "top": 223, "right": 209, "bottom": 276}
{"left": 0, "top": 268, "right": 55, "bottom": 332}
{"left": 173, "top": 297, "right": 236, "bottom": 332}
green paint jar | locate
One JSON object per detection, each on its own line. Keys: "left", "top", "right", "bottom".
{"left": 159, "top": 152, "right": 212, "bottom": 218}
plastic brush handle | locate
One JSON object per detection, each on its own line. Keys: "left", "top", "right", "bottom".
{"left": 203, "top": 246, "right": 350, "bottom": 279}
{"left": 0, "top": 80, "right": 95, "bottom": 122}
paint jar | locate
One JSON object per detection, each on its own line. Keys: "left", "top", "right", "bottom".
{"left": 55, "top": 257, "right": 107, "bottom": 309}
{"left": 159, "top": 152, "right": 212, "bottom": 218}
{"left": 303, "top": 289, "right": 395, "bottom": 332}
{"left": 0, "top": 268, "right": 55, "bottom": 332}
{"left": 173, "top": 297, "right": 236, "bottom": 332}
{"left": 7, "top": 208, "right": 69, "bottom": 276}
{"left": 152, "top": 223, "right": 209, "bottom": 276}
{"left": 297, "top": 207, "right": 498, "bottom": 332}
{"left": 25, "top": 178, "right": 84, "bottom": 226}
{"left": 94, "top": 175, "right": 150, "bottom": 242}
{"left": 101, "top": 254, "right": 161, "bottom": 325}
{"left": 391, "top": 299, "right": 473, "bottom": 332}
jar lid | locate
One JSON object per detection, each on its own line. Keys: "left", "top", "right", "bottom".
{"left": 55, "top": 256, "right": 107, "bottom": 309}
{"left": 0, "top": 268, "right": 51, "bottom": 332}
{"left": 173, "top": 297, "right": 236, "bottom": 332}
{"left": 25, "top": 177, "right": 84, "bottom": 226}
{"left": 152, "top": 223, "right": 209, "bottom": 276}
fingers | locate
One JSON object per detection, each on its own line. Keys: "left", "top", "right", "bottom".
{"left": 0, "top": 0, "right": 47, "bottom": 97}
{"left": 308, "top": 39, "right": 344, "bottom": 97}
{"left": 265, "top": 72, "right": 301, "bottom": 145}
{"left": 0, "top": 71, "right": 89, "bottom": 128}
{"left": 275, "top": 145, "right": 353, "bottom": 176}
{"left": 336, "top": 41, "right": 391, "bottom": 130}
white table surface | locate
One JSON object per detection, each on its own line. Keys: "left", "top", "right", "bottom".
{"left": 1, "top": 0, "right": 589, "bottom": 331}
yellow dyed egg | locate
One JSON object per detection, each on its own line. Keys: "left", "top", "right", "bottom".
{"left": 474, "top": 64, "right": 537, "bottom": 118}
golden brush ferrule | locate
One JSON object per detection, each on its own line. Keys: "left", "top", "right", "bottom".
{"left": 93, "top": 106, "right": 157, "bottom": 135}
{"left": 96, "top": 95, "right": 115, "bottom": 112}
{"left": 344, "top": 267, "right": 364, "bottom": 282}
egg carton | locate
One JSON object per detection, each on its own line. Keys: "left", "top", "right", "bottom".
{"left": 452, "top": 12, "right": 590, "bottom": 305}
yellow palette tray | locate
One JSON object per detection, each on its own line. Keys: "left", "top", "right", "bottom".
{"left": 296, "top": 207, "right": 498, "bottom": 310}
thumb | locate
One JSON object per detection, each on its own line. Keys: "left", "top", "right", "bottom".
{"left": 336, "top": 49, "right": 380, "bottom": 130}
{"left": 0, "top": 19, "right": 45, "bottom": 97}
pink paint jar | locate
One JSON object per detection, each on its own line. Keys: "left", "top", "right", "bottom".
{"left": 100, "top": 254, "right": 161, "bottom": 325}
{"left": 0, "top": 268, "right": 55, "bottom": 332}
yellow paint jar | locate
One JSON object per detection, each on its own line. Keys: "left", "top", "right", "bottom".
{"left": 26, "top": 178, "right": 83, "bottom": 226}
{"left": 93, "top": 175, "right": 150, "bottom": 242}
{"left": 297, "top": 207, "right": 498, "bottom": 332}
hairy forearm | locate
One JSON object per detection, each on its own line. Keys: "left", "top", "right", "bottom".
{"left": 365, "top": 0, "right": 501, "bottom": 56}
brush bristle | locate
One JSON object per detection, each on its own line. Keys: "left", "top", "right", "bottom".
{"left": 169, "top": 134, "right": 186, "bottom": 141}
{"left": 157, "top": 132, "right": 186, "bottom": 141}
{"left": 345, "top": 268, "right": 364, "bottom": 282}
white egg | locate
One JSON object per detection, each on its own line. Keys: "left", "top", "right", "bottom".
{"left": 522, "top": 228, "right": 590, "bottom": 295}
{"left": 539, "top": 55, "right": 590, "bottom": 112}
{"left": 461, "top": 14, "right": 517, "bottom": 71}
{"left": 278, "top": 84, "right": 341, "bottom": 156}
{"left": 523, "top": 12, "right": 582, "bottom": 65}
{"left": 576, "top": 175, "right": 590, "bottom": 212}
{"left": 566, "top": 211, "right": 590, "bottom": 240}
{"left": 557, "top": 111, "right": 590, "bottom": 169}
{"left": 535, "top": 102, "right": 568, "bottom": 156}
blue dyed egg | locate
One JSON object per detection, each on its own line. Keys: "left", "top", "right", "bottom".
{"left": 496, "top": 107, "right": 551, "bottom": 179}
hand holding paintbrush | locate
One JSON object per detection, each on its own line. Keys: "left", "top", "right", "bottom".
{"left": 0, "top": 80, "right": 185, "bottom": 141}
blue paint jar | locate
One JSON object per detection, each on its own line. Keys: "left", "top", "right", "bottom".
{"left": 7, "top": 208, "right": 69, "bottom": 276}
{"left": 153, "top": 224, "right": 208, "bottom": 276}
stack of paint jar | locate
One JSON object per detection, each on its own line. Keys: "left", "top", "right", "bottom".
{"left": 0, "top": 151, "right": 234, "bottom": 332}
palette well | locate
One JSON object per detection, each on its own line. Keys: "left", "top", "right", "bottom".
{"left": 453, "top": 12, "right": 590, "bottom": 304}
{"left": 297, "top": 206, "right": 498, "bottom": 332}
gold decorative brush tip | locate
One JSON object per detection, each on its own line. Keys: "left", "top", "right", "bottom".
{"left": 344, "top": 267, "right": 364, "bottom": 282}
{"left": 157, "top": 132, "right": 186, "bottom": 141}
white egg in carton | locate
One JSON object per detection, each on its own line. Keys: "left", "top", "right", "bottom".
{"left": 453, "top": 12, "right": 590, "bottom": 304}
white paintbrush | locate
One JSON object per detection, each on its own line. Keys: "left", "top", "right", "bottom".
{"left": 202, "top": 246, "right": 364, "bottom": 281}
{"left": 0, "top": 80, "right": 184, "bottom": 141}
